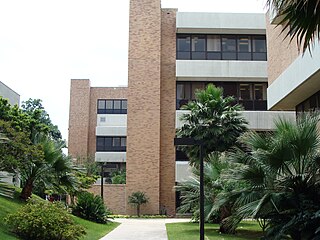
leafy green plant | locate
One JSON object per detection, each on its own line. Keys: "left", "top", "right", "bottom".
{"left": 72, "top": 191, "right": 109, "bottom": 223}
{"left": 177, "top": 84, "right": 247, "bottom": 166}
{"left": 220, "top": 113, "right": 320, "bottom": 239}
{"left": 128, "top": 191, "right": 149, "bottom": 217}
{"left": 111, "top": 170, "right": 126, "bottom": 184}
{"left": 5, "top": 199, "right": 86, "bottom": 240}
{"left": 267, "top": 0, "right": 320, "bottom": 52}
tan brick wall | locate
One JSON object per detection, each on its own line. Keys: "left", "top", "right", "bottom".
{"left": 159, "top": 8, "right": 177, "bottom": 216}
{"left": 126, "top": 0, "right": 162, "bottom": 215}
{"left": 89, "top": 184, "right": 127, "bottom": 215}
{"left": 68, "top": 79, "right": 91, "bottom": 158}
{"left": 266, "top": 16, "right": 300, "bottom": 85}
{"left": 68, "top": 80, "right": 127, "bottom": 160}
{"left": 88, "top": 87, "right": 127, "bottom": 156}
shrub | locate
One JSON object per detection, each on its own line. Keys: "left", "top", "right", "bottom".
{"left": 72, "top": 191, "right": 109, "bottom": 223}
{"left": 111, "top": 170, "right": 126, "bottom": 184}
{"left": 5, "top": 199, "right": 86, "bottom": 240}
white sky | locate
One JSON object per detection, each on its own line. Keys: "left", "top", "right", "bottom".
{"left": 0, "top": 0, "right": 266, "bottom": 141}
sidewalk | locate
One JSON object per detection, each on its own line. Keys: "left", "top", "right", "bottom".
{"left": 100, "top": 218, "right": 190, "bottom": 240}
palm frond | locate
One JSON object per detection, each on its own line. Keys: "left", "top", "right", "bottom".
{"left": 267, "top": 0, "right": 320, "bottom": 53}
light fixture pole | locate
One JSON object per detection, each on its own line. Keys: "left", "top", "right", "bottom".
{"left": 174, "top": 137, "right": 204, "bottom": 240}
{"left": 100, "top": 163, "right": 104, "bottom": 200}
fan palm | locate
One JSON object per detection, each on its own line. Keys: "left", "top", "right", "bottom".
{"left": 128, "top": 191, "right": 149, "bottom": 217}
{"left": 176, "top": 153, "right": 246, "bottom": 231}
{"left": 220, "top": 113, "right": 320, "bottom": 239}
{"left": 20, "top": 134, "right": 77, "bottom": 200}
{"left": 267, "top": 0, "right": 320, "bottom": 52}
{"left": 177, "top": 84, "right": 248, "bottom": 165}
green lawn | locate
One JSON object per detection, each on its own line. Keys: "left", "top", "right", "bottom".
{"left": 73, "top": 216, "right": 120, "bottom": 240}
{"left": 0, "top": 192, "right": 119, "bottom": 240}
{"left": 166, "top": 221, "right": 263, "bottom": 240}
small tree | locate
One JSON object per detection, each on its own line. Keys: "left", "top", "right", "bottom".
{"left": 128, "top": 191, "right": 149, "bottom": 217}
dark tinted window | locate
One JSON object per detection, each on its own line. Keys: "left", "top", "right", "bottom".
{"left": 176, "top": 81, "right": 267, "bottom": 111}
{"left": 97, "top": 99, "right": 127, "bottom": 114}
{"left": 177, "top": 34, "right": 266, "bottom": 61}
{"left": 96, "top": 136, "right": 126, "bottom": 152}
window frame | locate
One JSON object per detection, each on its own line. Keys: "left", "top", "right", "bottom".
{"left": 96, "top": 136, "right": 127, "bottom": 152}
{"left": 97, "top": 99, "right": 128, "bottom": 114}
{"left": 176, "top": 81, "right": 268, "bottom": 111}
{"left": 176, "top": 34, "right": 267, "bottom": 61}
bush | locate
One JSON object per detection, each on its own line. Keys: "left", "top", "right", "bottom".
{"left": 111, "top": 170, "right": 126, "bottom": 184}
{"left": 5, "top": 199, "right": 86, "bottom": 240}
{"left": 72, "top": 191, "right": 109, "bottom": 223}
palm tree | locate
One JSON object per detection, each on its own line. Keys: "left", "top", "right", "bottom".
{"left": 220, "top": 113, "right": 320, "bottom": 239}
{"left": 177, "top": 84, "right": 248, "bottom": 165}
{"left": 128, "top": 191, "right": 149, "bottom": 217}
{"left": 19, "top": 135, "right": 77, "bottom": 200}
{"left": 267, "top": 0, "right": 320, "bottom": 52}
{"left": 176, "top": 153, "right": 246, "bottom": 232}
{"left": 176, "top": 154, "right": 226, "bottom": 222}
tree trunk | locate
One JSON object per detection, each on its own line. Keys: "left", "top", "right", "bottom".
{"left": 219, "top": 205, "right": 234, "bottom": 234}
{"left": 20, "top": 179, "right": 34, "bottom": 200}
{"left": 137, "top": 205, "right": 140, "bottom": 217}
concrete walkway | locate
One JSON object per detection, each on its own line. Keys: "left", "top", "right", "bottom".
{"left": 100, "top": 218, "right": 190, "bottom": 240}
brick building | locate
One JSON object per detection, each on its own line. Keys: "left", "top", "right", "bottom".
{"left": 68, "top": 0, "right": 295, "bottom": 215}
{"left": 266, "top": 14, "right": 320, "bottom": 112}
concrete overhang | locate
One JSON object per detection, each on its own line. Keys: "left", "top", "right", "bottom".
{"left": 267, "top": 42, "right": 320, "bottom": 110}
{"left": 176, "top": 60, "right": 267, "bottom": 81}
{"left": 177, "top": 12, "right": 266, "bottom": 35}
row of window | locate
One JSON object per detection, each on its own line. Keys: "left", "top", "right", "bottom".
{"left": 177, "top": 34, "right": 267, "bottom": 61}
{"left": 177, "top": 82, "right": 268, "bottom": 110}
{"left": 296, "top": 90, "right": 320, "bottom": 112}
{"left": 96, "top": 136, "right": 127, "bottom": 152}
{"left": 97, "top": 99, "right": 127, "bottom": 114}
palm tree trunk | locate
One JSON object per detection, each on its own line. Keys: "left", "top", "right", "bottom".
{"left": 20, "top": 179, "right": 34, "bottom": 200}
{"left": 137, "top": 205, "right": 140, "bottom": 217}
{"left": 219, "top": 205, "right": 234, "bottom": 234}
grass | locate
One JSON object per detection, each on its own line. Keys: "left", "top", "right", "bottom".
{"left": 166, "top": 221, "right": 263, "bottom": 240}
{"left": 0, "top": 194, "right": 20, "bottom": 240}
{"left": 73, "top": 217, "right": 120, "bottom": 240}
{"left": 0, "top": 191, "right": 119, "bottom": 240}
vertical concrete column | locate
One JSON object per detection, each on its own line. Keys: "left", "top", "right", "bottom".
{"left": 68, "top": 79, "right": 91, "bottom": 158}
{"left": 126, "top": 0, "right": 162, "bottom": 214}
{"left": 160, "top": 8, "right": 177, "bottom": 216}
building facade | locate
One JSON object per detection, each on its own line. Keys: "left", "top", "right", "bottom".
{"left": 0, "top": 81, "right": 20, "bottom": 106}
{"left": 266, "top": 15, "right": 320, "bottom": 112}
{"left": 68, "top": 0, "right": 295, "bottom": 215}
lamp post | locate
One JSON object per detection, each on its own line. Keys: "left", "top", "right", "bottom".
{"left": 174, "top": 137, "right": 204, "bottom": 240}
{"left": 100, "top": 163, "right": 104, "bottom": 200}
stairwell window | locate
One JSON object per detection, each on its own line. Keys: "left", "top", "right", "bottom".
{"left": 96, "top": 136, "right": 127, "bottom": 152}
{"left": 97, "top": 99, "right": 127, "bottom": 114}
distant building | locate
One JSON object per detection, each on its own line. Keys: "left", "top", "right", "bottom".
{"left": 0, "top": 81, "right": 20, "bottom": 187}
{"left": 68, "top": 0, "right": 295, "bottom": 215}
{"left": 0, "top": 81, "right": 20, "bottom": 106}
